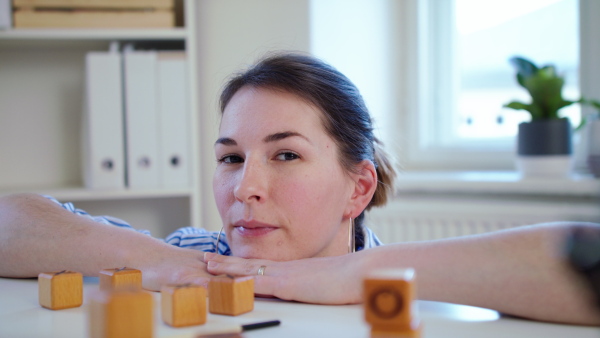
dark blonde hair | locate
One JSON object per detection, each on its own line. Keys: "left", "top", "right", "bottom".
{"left": 220, "top": 52, "right": 397, "bottom": 249}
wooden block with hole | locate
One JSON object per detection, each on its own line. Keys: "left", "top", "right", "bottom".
{"left": 89, "top": 289, "right": 153, "bottom": 338}
{"left": 99, "top": 267, "right": 142, "bottom": 291}
{"left": 38, "top": 270, "right": 83, "bottom": 310}
{"left": 161, "top": 283, "right": 207, "bottom": 327}
{"left": 364, "top": 268, "right": 421, "bottom": 338}
{"left": 208, "top": 276, "right": 254, "bottom": 316}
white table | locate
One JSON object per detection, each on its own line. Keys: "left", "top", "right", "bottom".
{"left": 1, "top": 277, "right": 598, "bottom": 337}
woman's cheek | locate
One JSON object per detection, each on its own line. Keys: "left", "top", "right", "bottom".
{"left": 213, "top": 173, "right": 235, "bottom": 212}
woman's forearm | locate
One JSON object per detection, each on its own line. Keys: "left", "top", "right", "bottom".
{"left": 361, "top": 222, "right": 600, "bottom": 325}
{"left": 205, "top": 221, "right": 600, "bottom": 325}
{"left": 0, "top": 193, "right": 175, "bottom": 277}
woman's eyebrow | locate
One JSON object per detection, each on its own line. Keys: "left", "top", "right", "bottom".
{"left": 263, "top": 131, "right": 310, "bottom": 144}
{"left": 215, "top": 131, "right": 310, "bottom": 146}
{"left": 215, "top": 137, "right": 236, "bottom": 146}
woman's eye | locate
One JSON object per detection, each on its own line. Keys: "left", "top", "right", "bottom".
{"left": 218, "top": 155, "right": 244, "bottom": 164}
{"left": 275, "top": 152, "right": 300, "bottom": 161}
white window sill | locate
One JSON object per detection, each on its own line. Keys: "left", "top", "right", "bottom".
{"left": 396, "top": 171, "right": 600, "bottom": 198}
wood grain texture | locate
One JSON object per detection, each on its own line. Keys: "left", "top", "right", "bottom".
{"left": 13, "top": 10, "right": 174, "bottom": 28}
{"left": 89, "top": 290, "right": 153, "bottom": 338}
{"left": 38, "top": 271, "right": 83, "bottom": 310}
{"left": 13, "top": 0, "right": 174, "bottom": 9}
{"left": 99, "top": 268, "right": 142, "bottom": 291}
{"left": 208, "top": 276, "right": 254, "bottom": 316}
{"left": 161, "top": 284, "right": 207, "bottom": 327}
{"left": 364, "top": 268, "right": 421, "bottom": 338}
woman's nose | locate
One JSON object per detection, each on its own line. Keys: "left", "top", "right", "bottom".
{"left": 233, "top": 159, "right": 267, "bottom": 203}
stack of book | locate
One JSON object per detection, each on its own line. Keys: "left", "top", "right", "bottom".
{"left": 12, "top": 0, "right": 175, "bottom": 28}
{"left": 83, "top": 45, "right": 191, "bottom": 190}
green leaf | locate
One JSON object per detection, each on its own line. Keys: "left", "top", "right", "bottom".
{"left": 522, "top": 71, "right": 566, "bottom": 119}
{"left": 538, "top": 65, "right": 557, "bottom": 78}
{"left": 505, "top": 55, "right": 588, "bottom": 121}
{"left": 504, "top": 101, "right": 543, "bottom": 119}
{"left": 509, "top": 56, "right": 538, "bottom": 78}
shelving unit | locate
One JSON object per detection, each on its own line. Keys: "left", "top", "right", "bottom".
{"left": 0, "top": 0, "right": 201, "bottom": 238}
{"left": 0, "top": 28, "right": 188, "bottom": 40}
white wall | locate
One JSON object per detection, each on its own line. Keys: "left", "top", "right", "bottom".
{"left": 310, "top": 0, "right": 394, "bottom": 145}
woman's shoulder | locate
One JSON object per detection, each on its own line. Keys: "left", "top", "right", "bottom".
{"left": 362, "top": 226, "right": 384, "bottom": 250}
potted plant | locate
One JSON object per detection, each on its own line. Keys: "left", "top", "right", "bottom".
{"left": 504, "top": 56, "right": 578, "bottom": 177}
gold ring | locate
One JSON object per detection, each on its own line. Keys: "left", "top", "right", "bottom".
{"left": 257, "top": 265, "right": 267, "bottom": 276}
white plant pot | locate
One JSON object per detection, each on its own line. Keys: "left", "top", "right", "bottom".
{"left": 516, "top": 155, "right": 573, "bottom": 178}
{"left": 516, "top": 120, "right": 572, "bottom": 178}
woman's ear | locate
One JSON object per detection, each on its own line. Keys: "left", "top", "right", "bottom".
{"left": 345, "top": 160, "right": 378, "bottom": 218}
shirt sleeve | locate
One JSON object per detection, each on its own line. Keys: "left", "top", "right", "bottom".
{"left": 165, "top": 227, "right": 231, "bottom": 255}
{"left": 43, "top": 195, "right": 232, "bottom": 254}
{"left": 42, "top": 194, "right": 151, "bottom": 236}
{"left": 363, "top": 226, "right": 383, "bottom": 249}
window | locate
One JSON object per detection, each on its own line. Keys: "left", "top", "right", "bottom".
{"left": 454, "top": 0, "right": 579, "bottom": 141}
{"left": 402, "top": 0, "right": 585, "bottom": 170}
{"left": 310, "top": 0, "right": 593, "bottom": 171}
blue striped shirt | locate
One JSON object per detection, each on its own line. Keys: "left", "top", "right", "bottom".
{"left": 43, "top": 195, "right": 382, "bottom": 255}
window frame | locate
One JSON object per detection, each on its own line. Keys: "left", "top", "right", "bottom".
{"left": 395, "top": 0, "right": 595, "bottom": 171}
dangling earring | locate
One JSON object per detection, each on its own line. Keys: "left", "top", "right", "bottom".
{"left": 215, "top": 226, "right": 224, "bottom": 254}
{"left": 348, "top": 218, "right": 355, "bottom": 254}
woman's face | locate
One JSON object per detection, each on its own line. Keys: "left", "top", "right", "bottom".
{"left": 213, "top": 86, "right": 355, "bottom": 261}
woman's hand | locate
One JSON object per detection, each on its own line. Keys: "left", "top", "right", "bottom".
{"left": 203, "top": 252, "right": 365, "bottom": 304}
{"left": 131, "top": 245, "right": 214, "bottom": 291}
{"left": 0, "top": 193, "right": 213, "bottom": 291}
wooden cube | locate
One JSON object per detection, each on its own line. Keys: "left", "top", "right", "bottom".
{"left": 38, "top": 270, "right": 83, "bottom": 310}
{"left": 89, "top": 289, "right": 153, "bottom": 338}
{"left": 161, "top": 283, "right": 207, "bottom": 327}
{"left": 364, "top": 268, "right": 421, "bottom": 338}
{"left": 208, "top": 276, "right": 254, "bottom": 316}
{"left": 99, "top": 267, "right": 142, "bottom": 291}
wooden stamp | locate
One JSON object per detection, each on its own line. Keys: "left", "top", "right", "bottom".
{"left": 161, "top": 283, "right": 207, "bottom": 327}
{"left": 38, "top": 270, "right": 83, "bottom": 310}
{"left": 208, "top": 275, "right": 254, "bottom": 316}
{"left": 89, "top": 289, "right": 153, "bottom": 338}
{"left": 99, "top": 267, "right": 142, "bottom": 291}
{"left": 364, "top": 268, "right": 421, "bottom": 338}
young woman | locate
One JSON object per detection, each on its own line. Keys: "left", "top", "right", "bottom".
{"left": 0, "top": 53, "right": 598, "bottom": 325}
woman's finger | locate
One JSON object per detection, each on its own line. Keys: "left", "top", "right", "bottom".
{"left": 206, "top": 259, "right": 271, "bottom": 277}
{"left": 204, "top": 253, "right": 275, "bottom": 276}
{"left": 203, "top": 252, "right": 230, "bottom": 263}
{"left": 203, "top": 252, "right": 267, "bottom": 265}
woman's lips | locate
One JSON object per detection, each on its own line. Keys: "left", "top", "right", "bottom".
{"left": 234, "top": 226, "right": 278, "bottom": 237}
{"left": 233, "top": 222, "right": 279, "bottom": 237}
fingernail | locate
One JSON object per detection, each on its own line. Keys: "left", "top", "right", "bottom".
{"left": 207, "top": 261, "right": 217, "bottom": 268}
{"left": 204, "top": 252, "right": 214, "bottom": 261}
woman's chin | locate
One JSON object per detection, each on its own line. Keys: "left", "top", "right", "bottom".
{"left": 231, "top": 248, "right": 294, "bottom": 261}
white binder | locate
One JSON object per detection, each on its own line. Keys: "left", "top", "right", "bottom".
{"left": 0, "top": 0, "right": 11, "bottom": 30}
{"left": 83, "top": 51, "right": 125, "bottom": 189}
{"left": 123, "top": 50, "right": 161, "bottom": 189}
{"left": 156, "top": 52, "right": 191, "bottom": 189}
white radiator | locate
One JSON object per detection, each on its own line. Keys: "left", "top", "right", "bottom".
{"left": 366, "top": 195, "right": 600, "bottom": 244}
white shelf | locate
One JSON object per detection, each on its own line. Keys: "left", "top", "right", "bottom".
{"left": 397, "top": 171, "right": 600, "bottom": 197}
{"left": 0, "top": 0, "right": 201, "bottom": 233}
{"left": 0, "top": 28, "right": 188, "bottom": 41}
{"left": 0, "top": 187, "right": 193, "bottom": 202}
